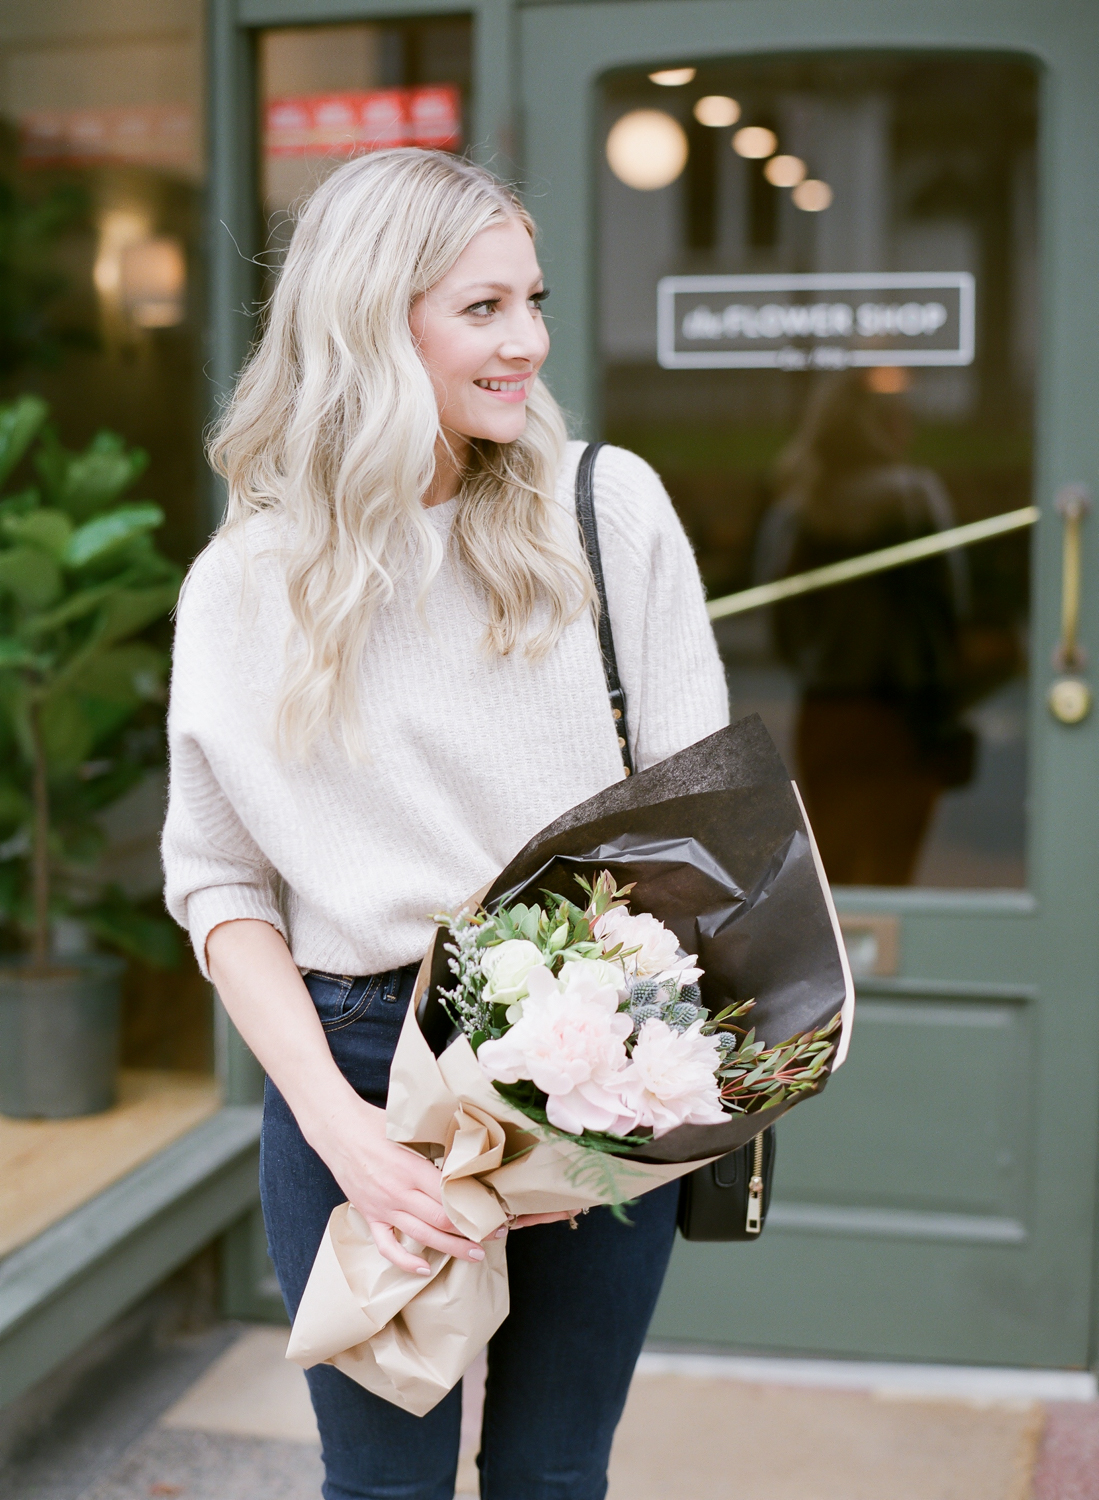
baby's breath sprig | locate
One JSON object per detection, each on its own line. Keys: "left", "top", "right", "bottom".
{"left": 434, "top": 908, "right": 499, "bottom": 1042}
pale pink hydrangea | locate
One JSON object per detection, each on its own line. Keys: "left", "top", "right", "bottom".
{"left": 611, "top": 1019, "right": 727, "bottom": 1138}
{"left": 594, "top": 907, "right": 703, "bottom": 986}
{"left": 476, "top": 965, "right": 637, "bottom": 1136}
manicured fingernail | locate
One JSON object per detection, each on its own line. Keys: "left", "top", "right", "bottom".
{"left": 494, "top": 1227, "right": 508, "bottom": 1239}
{"left": 416, "top": 1265, "right": 432, "bottom": 1276}
{"left": 468, "top": 1247, "right": 485, "bottom": 1260}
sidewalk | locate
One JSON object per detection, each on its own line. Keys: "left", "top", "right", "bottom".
{"left": 3, "top": 1322, "right": 1097, "bottom": 1499}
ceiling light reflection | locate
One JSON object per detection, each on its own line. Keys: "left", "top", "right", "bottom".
{"left": 764, "top": 154, "right": 806, "bottom": 187}
{"left": 693, "top": 95, "right": 741, "bottom": 128}
{"left": 606, "top": 109, "right": 689, "bottom": 190}
{"left": 648, "top": 67, "right": 696, "bottom": 86}
{"left": 792, "top": 178, "right": 833, "bottom": 211}
{"left": 732, "top": 125, "right": 777, "bottom": 159}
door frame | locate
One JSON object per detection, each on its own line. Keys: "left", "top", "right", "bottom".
{"left": 518, "top": 0, "right": 1099, "bottom": 1367}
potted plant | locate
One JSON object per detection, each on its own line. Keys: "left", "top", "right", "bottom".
{"left": 0, "top": 394, "right": 182, "bottom": 1117}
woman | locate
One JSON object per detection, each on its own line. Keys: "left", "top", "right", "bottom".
{"left": 162, "top": 149, "right": 727, "bottom": 1500}
{"left": 754, "top": 370, "right": 973, "bottom": 886}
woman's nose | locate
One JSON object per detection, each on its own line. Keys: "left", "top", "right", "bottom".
{"left": 498, "top": 307, "right": 549, "bottom": 363}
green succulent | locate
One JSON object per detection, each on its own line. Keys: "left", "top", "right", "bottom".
{"left": 0, "top": 394, "right": 182, "bottom": 971}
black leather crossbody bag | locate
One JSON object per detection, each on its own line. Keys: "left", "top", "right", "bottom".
{"left": 574, "top": 441, "right": 776, "bottom": 1242}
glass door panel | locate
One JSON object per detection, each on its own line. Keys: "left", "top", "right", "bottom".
{"left": 258, "top": 16, "right": 472, "bottom": 265}
{"left": 598, "top": 55, "right": 1036, "bottom": 889}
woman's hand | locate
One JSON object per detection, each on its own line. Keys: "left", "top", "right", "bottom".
{"left": 312, "top": 1093, "right": 496, "bottom": 1275}
{"left": 316, "top": 1097, "right": 577, "bottom": 1262}
{"left": 206, "top": 919, "right": 493, "bottom": 1276}
{"left": 205, "top": 920, "right": 577, "bottom": 1275}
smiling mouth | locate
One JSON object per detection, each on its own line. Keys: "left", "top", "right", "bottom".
{"left": 474, "top": 378, "right": 528, "bottom": 393}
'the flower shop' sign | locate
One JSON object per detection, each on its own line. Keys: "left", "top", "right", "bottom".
{"left": 656, "top": 271, "right": 975, "bottom": 371}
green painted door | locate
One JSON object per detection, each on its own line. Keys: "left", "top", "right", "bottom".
{"left": 520, "top": 0, "right": 1099, "bottom": 1367}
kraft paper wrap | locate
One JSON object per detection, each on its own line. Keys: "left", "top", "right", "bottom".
{"left": 286, "top": 949, "right": 709, "bottom": 1417}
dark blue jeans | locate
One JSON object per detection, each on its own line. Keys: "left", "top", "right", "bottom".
{"left": 260, "top": 965, "right": 679, "bottom": 1500}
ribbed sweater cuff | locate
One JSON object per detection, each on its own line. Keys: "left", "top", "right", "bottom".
{"left": 186, "top": 883, "right": 287, "bottom": 979}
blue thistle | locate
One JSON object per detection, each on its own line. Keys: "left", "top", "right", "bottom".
{"left": 664, "top": 1001, "right": 702, "bottom": 1032}
{"left": 629, "top": 1001, "right": 663, "bottom": 1030}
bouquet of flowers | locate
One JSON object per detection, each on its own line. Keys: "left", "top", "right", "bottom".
{"left": 287, "top": 715, "right": 855, "bottom": 1416}
{"left": 441, "top": 870, "right": 839, "bottom": 1153}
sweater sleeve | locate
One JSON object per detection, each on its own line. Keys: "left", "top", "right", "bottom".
{"left": 593, "top": 446, "right": 730, "bottom": 772}
{"left": 161, "top": 546, "right": 287, "bottom": 979}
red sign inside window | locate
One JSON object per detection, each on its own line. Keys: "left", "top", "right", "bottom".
{"left": 265, "top": 85, "right": 462, "bottom": 157}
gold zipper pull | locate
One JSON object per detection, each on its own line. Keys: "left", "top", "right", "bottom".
{"left": 745, "top": 1132, "right": 765, "bottom": 1234}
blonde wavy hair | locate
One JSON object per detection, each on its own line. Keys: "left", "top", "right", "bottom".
{"left": 208, "top": 148, "right": 593, "bottom": 758}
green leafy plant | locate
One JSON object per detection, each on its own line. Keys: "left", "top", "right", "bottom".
{"left": 0, "top": 168, "right": 91, "bottom": 378}
{"left": 0, "top": 394, "right": 182, "bottom": 971}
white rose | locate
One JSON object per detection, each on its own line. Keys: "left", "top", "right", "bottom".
{"left": 481, "top": 939, "right": 546, "bottom": 1019}
{"left": 558, "top": 956, "right": 626, "bottom": 993}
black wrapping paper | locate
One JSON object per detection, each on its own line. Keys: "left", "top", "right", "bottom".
{"left": 418, "top": 713, "right": 853, "bottom": 1164}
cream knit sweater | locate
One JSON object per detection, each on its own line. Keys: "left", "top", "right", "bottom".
{"left": 162, "top": 442, "right": 729, "bottom": 979}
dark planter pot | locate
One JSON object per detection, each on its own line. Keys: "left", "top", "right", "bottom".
{"left": 0, "top": 953, "right": 125, "bottom": 1118}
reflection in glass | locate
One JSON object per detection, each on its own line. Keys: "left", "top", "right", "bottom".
{"left": 757, "top": 370, "right": 973, "bottom": 884}
{"left": 0, "top": 0, "right": 211, "bottom": 1069}
{"left": 259, "top": 19, "right": 472, "bottom": 265}
{"left": 599, "top": 55, "right": 1036, "bottom": 888}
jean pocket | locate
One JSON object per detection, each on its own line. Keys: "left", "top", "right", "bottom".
{"left": 304, "top": 971, "right": 379, "bottom": 1032}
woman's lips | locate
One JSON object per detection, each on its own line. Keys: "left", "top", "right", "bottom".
{"left": 474, "top": 377, "right": 530, "bottom": 404}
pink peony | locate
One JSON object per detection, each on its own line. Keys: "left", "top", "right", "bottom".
{"left": 594, "top": 907, "right": 703, "bottom": 986}
{"left": 611, "top": 1019, "right": 727, "bottom": 1138}
{"left": 476, "top": 965, "right": 638, "bottom": 1136}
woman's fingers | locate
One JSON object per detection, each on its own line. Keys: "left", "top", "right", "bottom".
{"left": 389, "top": 1210, "right": 487, "bottom": 1262}
{"left": 404, "top": 1189, "right": 462, "bottom": 1237}
{"left": 368, "top": 1221, "right": 432, "bottom": 1276}
{"left": 393, "top": 1145, "right": 448, "bottom": 1202}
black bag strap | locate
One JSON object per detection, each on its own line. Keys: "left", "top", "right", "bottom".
{"left": 575, "top": 441, "right": 633, "bottom": 777}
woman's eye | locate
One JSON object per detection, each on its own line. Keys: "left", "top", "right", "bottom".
{"left": 530, "top": 289, "right": 550, "bottom": 310}
{"left": 466, "top": 300, "right": 497, "bottom": 317}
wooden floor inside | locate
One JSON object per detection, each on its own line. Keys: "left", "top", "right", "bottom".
{"left": 0, "top": 1071, "right": 222, "bottom": 1258}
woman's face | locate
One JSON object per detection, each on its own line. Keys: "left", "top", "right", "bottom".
{"left": 410, "top": 217, "right": 550, "bottom": 451}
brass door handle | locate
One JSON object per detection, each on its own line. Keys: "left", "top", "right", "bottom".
{"left": 1049, "top": 484, "right": 1091, "bottom": 724}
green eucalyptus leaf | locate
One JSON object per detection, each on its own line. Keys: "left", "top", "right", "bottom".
{"left": 2, "top": 507, "right": 73, "bottom": 558}
{"left": 0, "top": 396, "right": 49, "bottom": 487}
{"left": 0, "top": 546, "right": 62, "bottom": 610}
{"left": 64, "top": 503, "right": 164, "bottom": 569}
